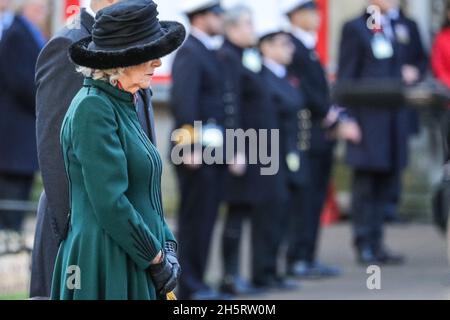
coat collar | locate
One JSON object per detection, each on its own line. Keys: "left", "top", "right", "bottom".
{"left": 83, "top": 78, "right": 135, "bottom": 104}
{"left": 80, "top": 8, "right": 95, "bottom": 34}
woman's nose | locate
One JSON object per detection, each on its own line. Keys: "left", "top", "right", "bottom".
{"left": 151, "top": 59, "right": 162, "bottom": 68}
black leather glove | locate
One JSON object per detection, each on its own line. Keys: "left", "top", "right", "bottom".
{"left": 148, "top": 242, "right": 181, "bottom": 297}
{"left": 164, "top": 241, "right": 181, "bottom": 281}
{"left": 148, "top": 252, "right": 178, "bottom": 296}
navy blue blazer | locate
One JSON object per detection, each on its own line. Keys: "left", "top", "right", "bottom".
{"left": 261, "top": 65, "right": 309, "bottom": 188}
{"left": 337, "top": 13, "right": 410, "bottom": 172}
{"left": 170, "top": 35, "right": 229, "bottom": 131}
{"left": 288, "top": 34, "right": 333, "bottom": 155}
{"left": 0, "top": 16, "right": 42, "bottom": 174}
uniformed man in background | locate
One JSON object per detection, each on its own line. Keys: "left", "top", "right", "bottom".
{"left": 219, "top": 5, "right": 286, "bottom": 296}
{"left": 255, "top": 23, "right": 302, "bottom": 291}
{"left": 282, "top": 0, "right": 341, "bottom": 278}
{"left": 337, "top": 0, "right": 408, "bottom": 265}
{"left": 170, "top": 0, "right": 233, "bottom": 300}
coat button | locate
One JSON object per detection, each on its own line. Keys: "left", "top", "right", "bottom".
{"left": 299, "top": 131, "right": 311, "bottom": 140}
{"left": 299, "top": 121, "right": 311, "bottom": 130}
{"left": 223, "top": 93, "right": 235, "bottom": 104}
{"left": 298, "top": 141, "right": 310, "bottom": 151}
{"left": 225, "top": 119, "right": 235, "bottom": 128}
{"left": 225, "top": 105, "right": 235, "bottom": 114}
{"left": 299, "top": 109, "right": 311, "bottom": 119}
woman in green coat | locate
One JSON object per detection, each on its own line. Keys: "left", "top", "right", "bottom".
{"left": 50, "top": 0, "right": 186, "bottom": 300}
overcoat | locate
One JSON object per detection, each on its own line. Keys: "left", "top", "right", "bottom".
{"left": 51, "top": 78, "right": 174, "bottom": 300}
{"left": 0, "top": 15, "right": 42, "bottom": 174}
{"left": 31, "top": 9, "right": 156, "bottom": 298}
{"left": 337, "top": 13, "right": 410, "bottom": 172}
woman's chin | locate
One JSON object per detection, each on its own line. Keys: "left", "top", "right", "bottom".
{"left": 139, "top": 81, "right": 152, "bottom": 90}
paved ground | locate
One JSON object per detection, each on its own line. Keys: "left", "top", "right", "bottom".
{"left": 205, "top": 221, "right": 450, "bottom": 300}
{"left": 1, "top": 220, "right": 449, "bottom": 300}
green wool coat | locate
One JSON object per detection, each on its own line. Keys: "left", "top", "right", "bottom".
{"left": 51, "top": 78, "right": 175, "bottom": 300}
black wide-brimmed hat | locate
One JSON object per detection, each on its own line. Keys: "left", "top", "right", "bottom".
{"left": 69, "top": 0, "right": 186, "bottom": 69}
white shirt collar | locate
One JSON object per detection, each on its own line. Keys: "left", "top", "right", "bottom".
{"left": 291, "top": 26, "right": 318, "bottom": 50}
{"left": 0, "top": 11, "right": 14, "bottom": 41}
{"left": 263, "top": 58, "right": 287, "bottom": 79}
{"left": 191, "top": 27, "right": 223, "bottom": 50}
{"left": 387, "top": 8, "right": 400, "bottom": 21}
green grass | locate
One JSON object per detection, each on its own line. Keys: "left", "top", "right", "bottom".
{"left": 0, "top": 292, "right": 28, "bottom": 300}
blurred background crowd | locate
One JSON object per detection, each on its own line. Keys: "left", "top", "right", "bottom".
{"left": 0, "top": 0, "right": 449, "bottom": 299}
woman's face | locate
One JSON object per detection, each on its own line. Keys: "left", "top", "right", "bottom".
{"left": 121, "top": 59, "right": 162, "bottom": 92}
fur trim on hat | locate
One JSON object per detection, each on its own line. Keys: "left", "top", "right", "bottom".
{"left": 69, "top": 21, "right": 186, "bottom": 69}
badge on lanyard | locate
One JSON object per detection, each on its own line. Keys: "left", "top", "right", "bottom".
{"left": 242, "top": 49, "right": 262, "bottom": 73}
{"left": 394, "top": 24, "right": 410, "bottom": 44}
{"left": 202, "top": 123, "right": 224, "bottom": 148}
{"left": 371, "top": 32, "right": 394, "bottom": 60}
{"left": 286, "top": 152, "right": 301, "bottom": 172}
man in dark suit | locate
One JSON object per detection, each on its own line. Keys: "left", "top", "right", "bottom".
{"left": 0, "top": 0, "right": 47, "bottom": 248}
{"left": 282, "top": 0, "right": 341, "bottom": 278}
{"left": 383, "top": 1, "right": 428, "bottom": 223}
{"left": 170, "top": 0, "right": 232, "bottom": 300}
{"left": 337, "top": 0, "right": 409, "bottom": 265}
{"left": 31, "top": 0, "right": 157, "bottom": 298}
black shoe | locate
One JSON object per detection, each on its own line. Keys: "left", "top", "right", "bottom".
{"left": 273, "top": 277, "right": 299, "bottom": 291}
{"left": 385, "top": 215, "right": 409, "bottom": 225}
{"left": 190, "top": 289, "right": 233, "bottom": 300}
{"left": 253, "top": 276, "right": 299, "bottom": 291}
{"left": 289, "top": 261, "right": 342, "bottom": 279}
{"left": 220, "top": 276, "right": 265, "bottom": 296}
{"left": 356, "top": 248, "right": 380, "bottom": 265}
{"left": 375, "top": 248, "right": 405, "bottom": 266}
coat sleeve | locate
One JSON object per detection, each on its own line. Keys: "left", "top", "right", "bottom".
{"left": 163, "top": 222, "right": 176, "bottom": 244}
{"left": 71, "top": 96, "right": 162, "bottom": 270}
{"left": 408, "top": 21, "right": 428, "bottom": 79}
{"left": 337, "top": 22, "right": 363, "bottom": 82}
{"left": 35, "top": 35, "right": 78, "bottom": 242}
{"left": 289, "top": 52, "right": 329, "bottom": 119}
{"left": 170, "top": 46, "right": 201, "bottom": 129}
{"left": 337, "top": 22, "right": 364, "bottom": 118}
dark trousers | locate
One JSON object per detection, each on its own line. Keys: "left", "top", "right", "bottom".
{"left": 0, "top": 172, "right": 34, "bottom": 232}
{"left": 252, "top": 198, "right": 286, "bottom": 282}
{"left": 221, "top": 203, "right": 251, "bottom": 277}
{"left": 176, "top": 165, "right": 224, "bottom": 298}
{"left": 384, "top": 170, "right": 402, "bottom": 219}
{"left": 351, "top": 170, "right": 397, "bottom": 251}
{"left": 221, "top": 202, "right": 268, "bottom": 280}
{"left": 30, "top": 192, "right": 58, "bottom": 298}
{"left": 286, "top": 152, "right": 333, "bottom": 265}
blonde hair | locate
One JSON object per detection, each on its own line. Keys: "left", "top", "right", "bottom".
{"left": 76, "top": 66, "right": 125, "bottom": 86}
